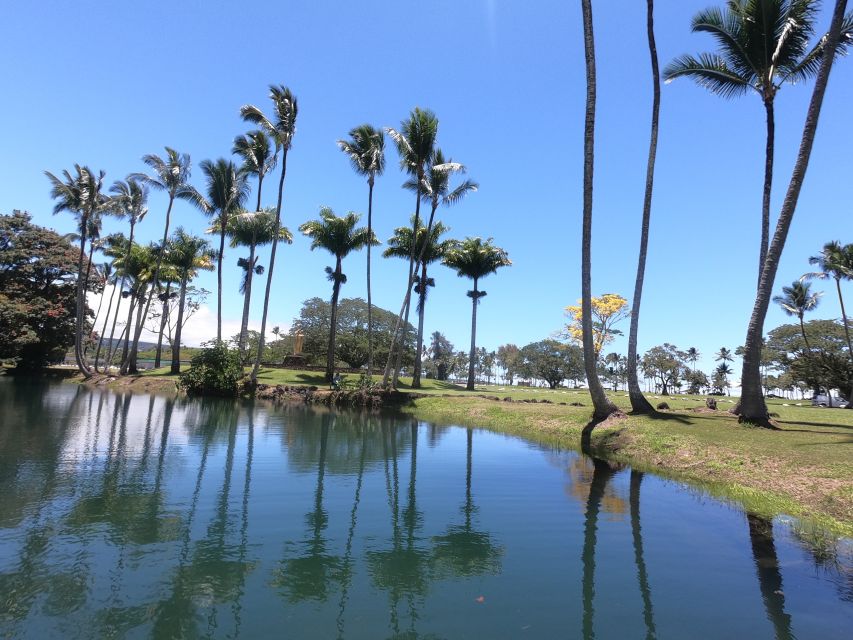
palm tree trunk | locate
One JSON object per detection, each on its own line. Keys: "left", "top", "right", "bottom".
{"left": 119, "top": 293, "right": 136, "bottom": 374}
{"left": 103, "top": 291, "right": 124, "bottom": 371}
{"left": 171, "top": 278, "right": 188, "bottom": 375}
{"left": 127, "top": 196, "right": 175, "bottom": 373}
{"left": 238, "top": 242, "right": 257, "bottom": 358}
{"left": 89, "top": 270, "right": 107, "bottom": 369}
{"left": 630, "top": 471, "right": 656, "bottom": 640}
{"left": 413, "top": 262, "right": 428, "bottom": 389}
{"left": 327, "top": 257, "right": 343, "bottom": 382}
{"left": 105, "top": 218, "right": 136, "bottom": 370}
{"left": 747, "top": 514, "right": 792, "bottom": 639}
{"left": 154, "top": 282, "right": 171, "bottom": 368}
{"left": 834, "top": 277, "right": 853, "bottom": 405}
{"left": 73, "top": 217, "right": 92, "bottom": 375}
{"left": 95, "top": 277, "right": 118, "bottom": 372}
{"left": 580, "top": 0, "right": 616, "bottom": 421}
{"left": 128, "top": 292, "right": 147, "bottom": 374}
{"left": 759, "top": 99, "right": 775, "bottom": 290}
{"left": 627, "top": 0, "right": 660, "bottom": 415}
{"left": 739, "top": 0, "right": 848, "bottom": 423}
{"left": 251, "top": 150, "right": 289, "bottom": 385}
{"left": 367, "top": 178, "right": 375, "bottom": 378}
{"left": 466, "top": 279, "right": 479, "bottom": 391}
{"left": 383, "top": 181, "right": 424, "bottom": 387}
{"left": 217, "top": 218, "right": 226, "bottom": 343}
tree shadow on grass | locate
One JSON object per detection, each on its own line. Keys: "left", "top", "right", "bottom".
{"left": 775, "top": 420, "right": 853, "bottom": 431}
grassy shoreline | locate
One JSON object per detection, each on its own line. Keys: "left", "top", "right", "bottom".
{"left": 49, "top": 366, "right": 853, "bottom": 538}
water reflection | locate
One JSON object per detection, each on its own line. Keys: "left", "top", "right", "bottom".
{"left": 0, "top": 380, "right": 850, "bottom": 639}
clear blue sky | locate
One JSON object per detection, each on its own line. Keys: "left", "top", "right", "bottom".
{"left": 2, "top": 0, "right": 850, "bottom": 380}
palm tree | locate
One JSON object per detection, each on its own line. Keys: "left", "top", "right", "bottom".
{"left": 94, "top": 261, "right": 119, "bottom": 372}
{"left": 168, "top": 229, "right": 215, "bottom": 374}
{"left": 579, "top": 0, "right": 618, "bottom": 420}
{"left": 114, "top": 243, "right": 157, "bottom": 373}
{"left": 382, "top": 108, "right": 439, "bottom": 386}
{"left": 715, "top": 346, "right": 734, "bottom": 365}
{"left": 384, "top": 219, "right": 454, "bottom": 388}
{"left": 153, "top": 262, "right": 181, "bottom": 369}
{"left": 443, "top": 237, "right": 511, "bottom": 391}
{"left": 240, "top": 85, "right": 298, "bottom": 384}
{"left": 804, "top": 241, "right": 853, "bottom": 402}
{"left": 183, "top": 158, "right": 250, "bottom": 342}
{"left": 664, "top": 0, "right": 853, "bottom": 288}
{"left": 219, "top": 208, "right": 292, "bottom": 358}
{"left": 773, "top": 280, "right": 821, "bottom": 350}
{"left": 687, "top": 347, "right": 700, "bottom": 372}
{"left": 627, "top": 0, "right": 662, "bottom": 415}
{"left": 233, "top": 130, "right": 276, "bottom": 211}
{"left": 716, "top": 362, "right": 734, "bottom": 395}
{"left": 337, "top": 124, "right": 386, "bottom": 378}
{"left": 45, "top": 164, "right": 107, "bottom": 375}
{"left": 127, "top": 148, "right": 193, "bottom": 372}
{"left": 300, "top": 208, "right": 378, "bottom": 382}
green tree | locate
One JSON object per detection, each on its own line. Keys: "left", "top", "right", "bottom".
{"left": 384, "top": 218, "right": 454, "bottom": 388}
{"left": 337, "top": 124, "right": 386, "bottom": 377}
{"left": 233, "top": 130, "right": 276, "bottom": 211}
{"left": 241, "top": 85, "right": 298, "bottom": 385}
{"left": 641, "top": 344, "right": 688, "bottom": 396}
{"left": 299, "top": 208, "right": 378, "bottom": 381}
{"left": 496, "top": 343, "right": 522, "bottom": 385}
{"left": 424, "top": 331, "right": 456, "bottom": 381}
{"left": 128, "top": 148, "right": 194, "bottom": 373}
{"left": 520, "top": 340, "right": 585, "bottom": 389}
{"left": 627, "top": 0, "right": 662, "bottom": 414}
{"left": 183, "top": 158, "right": 250, "bottom": 343}
{"left": 44, "top": 164, "right": 108, "bottom": 375}
{"left": 579, "top": 0, "right": 618, "bottom": 420}
{"left": 382, "top": 108, "right": 439, "bottom": 386}
{"left": 168, "top": 229, "right": 215, "bottom": 374}
{"left": 773, "top": 280, "right": 821, "bottom": 351}
{"left": 0, "top": 212, "right": 81, "bottom": 368}
{"left": 665, "top": 0, "right": 853, "bottom": 287}
{"left": 443, "top": 237, "right": 511, "bottom": 391}
{"left": 217, "top": 208, "right": 292, "bottom": 358}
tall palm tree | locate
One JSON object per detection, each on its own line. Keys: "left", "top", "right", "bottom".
{"left": 299, "top": 208, "right": 378, "bottom": 382}
{"left": 337, "top": 124, "right": 386, "bottom": 378}
{"left": 114, "top": 243, "right": 157, "bottom": 373}
{"left": 241, "top": 85, "right": 298, "bottom": 384}
{"left": 443, "top": 237, "right": 511, "bottom": 391}
{"left": 233, "top": 130, "right": 276, "bottom": 212}
{"left": 715, "top": 346, "right": 734, "bottom": 364}
{"left": 687, "top": 347, "right": 700, "bottom": 372}
{"left": 168, "top": 229, "right": 215, "bottom": 374}
{"left": 579, "top": 0, "right": 618, "bottom": 420}
{"left": 94, "top": 261, "right": 119, "bottom": 372}
{"left": 106, "top": 178, "right": 149, "bottom": 371}
{"left": 804, "top": 241, "right": 853, "bottom": 402}
{"left": 45, "top": 164, "right": 107, "bottom": 375}
{"left": 183, "top": 158, "right": 250, "bottom": 342}
{"left": 628, "top": 0, "right": 662, "bottom": 415}
{"left": 773, "top": 280, "right": 821, "bottom": 350}
{"left": 127, "top": 148, "right": 193, "bottom": 372}
{"left": 153, "top": 262, "right": 181, "bottom": 369}
{"left": 219, "top": 208, "right": 292, "bottom": 357}
{"left": 664, "top": 0, "right": 853, "bottom": 288}
{"left": 382, "top": 108, "right": 439, "bottom": 387}
{"left": 384, "top": 219, "right": 454, "bottom": 388}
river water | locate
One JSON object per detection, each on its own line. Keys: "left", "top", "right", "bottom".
{"left": 0, "top": 378, "right": 850, "bottom": 638}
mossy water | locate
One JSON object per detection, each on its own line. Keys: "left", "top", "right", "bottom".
{"left": 0, "top": 378, "right": 850, "bottom": 638}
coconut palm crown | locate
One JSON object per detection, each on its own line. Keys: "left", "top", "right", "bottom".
{"left": 234, "top": 130, "right": 277, "bottom": 210}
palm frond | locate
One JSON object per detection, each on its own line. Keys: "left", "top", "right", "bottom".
{"left": 663, "top": 53, "right": 755, "bottom": 97}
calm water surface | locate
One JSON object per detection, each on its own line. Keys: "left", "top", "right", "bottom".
{"left": 0, "top": 378, "right": 850, "bottom": 639}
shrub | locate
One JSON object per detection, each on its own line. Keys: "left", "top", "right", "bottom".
{"left": 179, "top": 342, "right": 244, "bottom": 397}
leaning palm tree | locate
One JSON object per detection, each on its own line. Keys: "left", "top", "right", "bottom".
{"left": 45, "top": 164, "right": 107, "bottom": 375}
{"left": 299, "top": 208, "right": 378, "bottom": 382}
{"left": 182, "top": 158, "right": 250, "bottom": 342}
{"left": 337, "top": 124, "right": 386, "bottom": 378}
{"left": 382, "top": 108, "right": 439, "bottom": 386}
{"left": 627, "top": 0, "right": 662, "bottom": 415}
{"left": 664, "top": 0, "right": 853, "bottom": 288}
{"left": 803, "top": 240, "right": 853, "bottom": 402}
{"left": 219, "top": 208, "right": 292, "bottom": 357}
{"left": 443, "top": 237, "right": 511, "bottom": 391}
{"left": 384, "top": 219, "right": 454, "bottom": 388}
{"left": 773, "top": 280, "right": 821, "bottom": 351}
{"left": 241, "top": 85, "right": 298, "bottom": 384}
{"left": 579, "top": 0, "right": 618, "bottom": 420}
{"left": 168, "top": 229, "right": 215, "bottom": 374}
{"left": 233, "top": 130, "right": 277, "bottom": 211}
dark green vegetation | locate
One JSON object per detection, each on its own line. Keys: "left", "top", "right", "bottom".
{"left": 179, "top": 342, "right": 244, "bottom": 397}
{"left": 0, "top": 379, "right": 850, "bottom": 638}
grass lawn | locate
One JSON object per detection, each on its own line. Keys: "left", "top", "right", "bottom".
{"left": 125, "top": 367, "right": 853, "bottom": 536}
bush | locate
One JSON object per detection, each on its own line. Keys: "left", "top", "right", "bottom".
{"left": 179, "top": 342, "right": 244, "bottom": 397}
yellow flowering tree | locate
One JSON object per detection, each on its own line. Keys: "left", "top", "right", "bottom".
{"left": 565, "top": 293, "right": 629, "bottom": 360}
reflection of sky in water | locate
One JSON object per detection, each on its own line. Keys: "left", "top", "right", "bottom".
{"left": 0, "top": 378, "right": 850, "bottom": 639}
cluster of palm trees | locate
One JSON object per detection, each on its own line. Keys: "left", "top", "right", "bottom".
{"left": 583, "top": 0, "right": 852, "bottom": 424}
{"left": 773, "top": 240, "right": 853, "bottom": 400}
{"left": 48, "top": 91, "right": 511, "bottom": 387}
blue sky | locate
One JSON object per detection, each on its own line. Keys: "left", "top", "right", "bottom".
{"left": 1, "top": 0, "right": 850, "bottom": 380}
